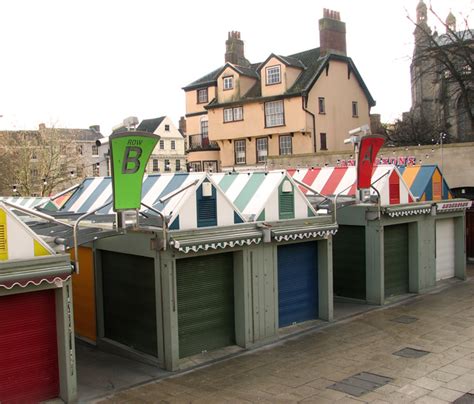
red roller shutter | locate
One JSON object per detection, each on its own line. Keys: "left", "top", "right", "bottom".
{"left": 0, "top": 289, "right": 59, "bottom": 403}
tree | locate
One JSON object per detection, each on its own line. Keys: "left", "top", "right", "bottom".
{"left": 0, "top": 127, "right": 85, "bottom": 197}
{"left": 409, "top": 3, "right": 473, "bottom": 142}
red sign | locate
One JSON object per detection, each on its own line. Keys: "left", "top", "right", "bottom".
{"left": 357, "top": 135, "right": 385, "bottom": 189}
{"left": 437, "top": 201, "right": 472, "bottom": 211}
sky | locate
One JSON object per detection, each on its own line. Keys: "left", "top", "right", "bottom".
{"left": 0, "top": 0, "right": 472, "bottom": 134}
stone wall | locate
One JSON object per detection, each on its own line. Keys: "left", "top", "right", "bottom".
{"left": 268, "top": 141, "right": 474, "bottom": 189}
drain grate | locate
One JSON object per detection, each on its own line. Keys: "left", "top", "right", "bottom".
{"left": 391, "top": 315, "right": 418, "bottom": 324}
{"left": 328, "top": 372, "right": 393, "bottom": 397}
{"left": 453, "top": 393, "right": 474, "bottom": 404}
{"left": 393, "top": 347, "right": 430, "bottom": 358}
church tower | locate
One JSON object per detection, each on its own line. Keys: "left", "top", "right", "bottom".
{"left": 446, "top": 11, "right": 456, "bottom": 33}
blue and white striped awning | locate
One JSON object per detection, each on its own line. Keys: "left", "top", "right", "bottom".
{"left": 61, "top": 173, "right": 205, "bottom": 215}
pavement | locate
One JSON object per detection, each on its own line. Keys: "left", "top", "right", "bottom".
{"left": 93, "top": 267, "right": 474, "bottom": 403}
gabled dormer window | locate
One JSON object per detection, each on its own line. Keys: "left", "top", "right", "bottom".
{"left": 266, "top": 65, "right": 281, "bottom": 85}
{"left": 223, "top": 76, "right": 233, "bottom": 90}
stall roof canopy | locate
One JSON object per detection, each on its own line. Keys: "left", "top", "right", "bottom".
{"left": 59, "top": 173, "right": 245, "bottom": 231}
{"left": 288, "top": 165, "right": 415, "bottom": 206}
{"left": 210, "top": 170, "right": 317, "bottom": 221}
{"left": 398, "top": 165, "right": 452, "bottom": 201}
{"left": 0, "top": 196, "right": 57, "bottom": 211}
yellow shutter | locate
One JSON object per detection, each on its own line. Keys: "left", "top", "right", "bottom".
{"left": 0, "top": 209, "right": 8, "bottom": 260}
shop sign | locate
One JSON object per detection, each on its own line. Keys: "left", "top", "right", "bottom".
{"left": 109, "top": 131, "right": 159, "bottom": 211}
{"left": 437, "top": 200, "right": 472, "bottom": 211}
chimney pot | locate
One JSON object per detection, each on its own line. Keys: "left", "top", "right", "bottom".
{"left": 319, "top": 9, "right": 347, "bottom": 56}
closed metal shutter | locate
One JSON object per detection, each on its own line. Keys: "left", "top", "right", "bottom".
{"left": 0, "top": 290, "right": 59, "bottom": 402}
{"left": 278, "top": 242, "right": 318, "bottom": 327}
{"left": 177, "top": 253, "right": 235, "bottom": 358}
{"left": 333, "top": 226, "right": 366, "bottom": 300}
{"left": 436, "top": 219, "right": 455, "bottom": 280}
{"left": 468, "top": 209, "right": 474, "bottom": 260}
{"left": 102, "top": 251, "right": 157, "bottom": 357}
{"left": 384, "top": 224, "right": 409, "bottom": 298}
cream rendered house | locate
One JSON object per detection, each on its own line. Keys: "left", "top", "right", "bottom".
{"left": 137, "top": 116, "right": 186, "bottom": 173}
{"left": 183, "top": 10, "right": 375, "bottom": 171}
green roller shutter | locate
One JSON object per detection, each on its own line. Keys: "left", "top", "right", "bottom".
{"left": 177, "top": 253, "right": 235, "bottom": 358}
{"left": 333, "top": 226, "right": 366, "bottom": 300}
{"left": 101, "top": 251, "right": 157, "bottom": 357}
{"left": 384, "top": 224, "right": 409, "bottom": 298}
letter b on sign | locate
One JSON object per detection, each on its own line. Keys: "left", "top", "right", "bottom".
{"left": 122, "top": 146, "right": 142, "bottom": 174}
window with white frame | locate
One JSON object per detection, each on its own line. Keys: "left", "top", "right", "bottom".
{"left": 318, "top": 97, "right": 326, "bottom": 114}
{"left": 92, "top": 144, "right": 99, "bottom": 156}
{"left": 223, "top": 76, "right": 233, "bottom": 90}
{"left": 152, "top": 159, "right": 159, "bottom": 172}
{"left": 159, "top": 139, "right": 164, "bottom": 149}
{"left": 256, "top": 137, "right": 268, "bottom": 163}
{"left": 279, "top": 135, "right": 292, "bottom": 155}
{"left": 165, "top": 124, "right": 170, "bottom": 131}
{"left": 265, "top": 100, "right": 284, "bottom": 127}
{"left": 171, "top": 140, "right": 176, "bottom": 150}
{"left": 234, "top": 139, "right": 246, "bottom": 165}
{"left": 197, "top": 88, "right": 208, "bottom": 103}
{"left": 352, "top": 101, "right": 358, "bottom": 117}
{"left": 266, "top": 65, "right": 281, "bottom": 85}
{"left": 224, "top": 106, "right": 243, "bottom": 122}
{"left": 164, "top": 159, "right": 170, "bottom": 171}
{"left": 175, "top": 160, "right": 181, "bottom": 171}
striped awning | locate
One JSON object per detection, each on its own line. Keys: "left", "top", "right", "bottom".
{"left": 398, "top": 165, "right": 452, "bottom": 201}
{"left": 0, "top": 197, "right": 51, "bottom": 210}
{"left": 288, "top": 165, "right": 414, "bottom": 206}
{"left": 61, "top": 173, "right": 205, "bottom": 215}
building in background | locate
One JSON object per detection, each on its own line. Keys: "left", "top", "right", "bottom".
{"left": 137, "top": 116, "right": 186, "bottom": 173}
{"left": 183, "top": 9, "right": 375, "bottom": 171}
{"left": 410, "top": 0, "right": 474, "bottom": 142}
{"left": 0, "top": 124, "right": 103, "bottom": 196}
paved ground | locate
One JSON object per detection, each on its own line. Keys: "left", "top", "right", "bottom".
{"left": 96, "top": 270, "right": 474, "bottom": 403}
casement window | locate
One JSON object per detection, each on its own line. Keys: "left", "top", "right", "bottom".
{"left": 265, "top": 100, "right": 285, "bottom": 127}
{"left": 318, "top": 97, "right": 326, "bottom": 114}
{"left": 203, "top": 161, "right": 218, "bottom": 172}
{"left": 165, "top": 124, "right": 170, "bottom": 131}
{"left": 188, "top": 162, "right": 202, "bottom": 172}
{"left": 164, "top": 159, "right": 170, "bottom": 171}
{"left": 320, "top": 133, "right": 327, "bottom": 150}
{"left": 352, "top": 101, "right": 358, "bottom": 117}
{"left": 256, "top": 137, "right": 268, "bottom": 163}
{"left": 159, "top": 140, "right": 164, "bottom": 149}
{"left": 152, "top": 159, "right": 159, "bottom": 172}
{"left": 266, "top": 65, "right": 281, "bottom": 85}
{"left": 171, "top": 140, "right": 176, "bottom": 150}
{"left": 234, "top": 139, "right": 246, "bottom": 165}
{"left": 175, "top": 159, "right": 181, "bottom": 171}
{"left": 197, "top": 88, "right": 208, "bottom": 104}
{"left": 223, "top": 76, "right": 233, "bottom": 90}
{"left": 223, "top": 106, "right": 243, "bottom": 122}
{"left": 279, "top": 135, "right": 292, "bottom": 155}
{"left": 92, "top": 144, "right": 99, "bottom": 156}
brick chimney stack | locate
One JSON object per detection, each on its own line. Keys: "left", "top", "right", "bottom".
{"left": 319, "top": 9, "right": 347, "bottom": 56}
{"left": 225, "top": 31, "right": 250, "bottom": 67}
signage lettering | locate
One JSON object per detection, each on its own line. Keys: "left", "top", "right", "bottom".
{"left": 357, "top": 135, "right": 385, "bottom": 190}
{"left": 109, "top": 131, "right": 159, "bottom": 211}
{"left": 437, "top": 201, "right": 472, "bottom": 211}
{"left": 122, "top": 146, "right": 142, "bottom": 174}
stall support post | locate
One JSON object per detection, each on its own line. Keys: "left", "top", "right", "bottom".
{"left": 318, "top": 236, "right": 333, "bottom": 321}
{"left": 365, "top": 221, "right": 384, "bottom": 305}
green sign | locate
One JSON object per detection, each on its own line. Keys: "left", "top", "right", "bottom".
{"left": 109, "top": 131, "right": 159, "bottom": 211}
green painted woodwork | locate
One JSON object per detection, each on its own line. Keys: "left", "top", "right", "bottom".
{"left": 218, "top": 173, "right": 238, "bottom": 192}
{"left": 278, "top": 182, "right": 295, "bottom": 220}
{"left": 257, "top": 209, "right": 265, "bottom": 221}
{"left": 333, "top": 226, "right": 366, "bottom": 300}
{"left": 384, "top": 224, "right": 409, "bottom": 298}
{"left": 101, "top": 251, "right": 157, "bottom": 357}
{"left": 176, "top": 253, "right": 235, "bottom": 358}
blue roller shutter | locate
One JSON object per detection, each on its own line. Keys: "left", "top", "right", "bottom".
{"left": 278, "top": 242, "right": 318, "bottom": 327}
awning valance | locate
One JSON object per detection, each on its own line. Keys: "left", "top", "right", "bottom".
{"left": 383, "top": 204, "right": 432, "bottom": 218}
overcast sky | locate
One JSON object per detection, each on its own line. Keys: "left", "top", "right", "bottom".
{"left": 0, "top": 0, "right": 472, "bottom": 134}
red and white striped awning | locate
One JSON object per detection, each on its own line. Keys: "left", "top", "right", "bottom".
{"left": 288, "top": 165, "right": 414, "bottom": 206}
